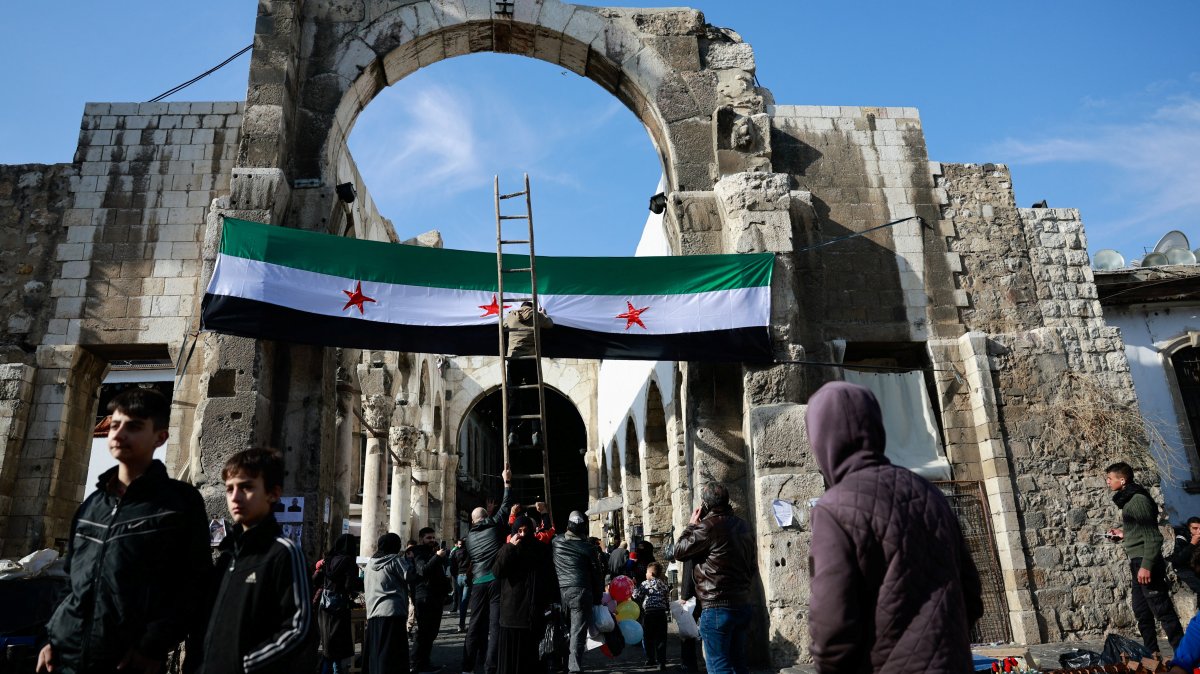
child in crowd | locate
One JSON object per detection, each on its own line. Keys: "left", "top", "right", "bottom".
{"left": 636, "top": 561, "right": 671, "bottom": 671}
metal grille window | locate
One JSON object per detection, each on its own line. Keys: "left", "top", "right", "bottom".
{"left": 1172, "top": 345, "right": 1200, "bottom": 463}
{"left": 936, "top": 481, "right": 1013, "bottom": 644}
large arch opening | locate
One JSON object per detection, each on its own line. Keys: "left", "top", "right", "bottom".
{"left": 456, "top": 386, "right": 588, "bottom": 533}
{"left": 346, "top": 54, "right": 661, "bottom": 255}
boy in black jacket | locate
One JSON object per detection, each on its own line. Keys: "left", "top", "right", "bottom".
{"left": 201, "top": 449, "right": 312, "bottom": 674}
{"left": 38, "top": 389, "right": 210, "bottom": 674}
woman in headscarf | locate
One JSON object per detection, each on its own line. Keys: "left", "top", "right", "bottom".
{"left": 631, "top": 540, "right": 656, "bottom": 583}
{"left": 363, "top": 533, "right": 413, "bottom": 674}
{"left": 313, "top": 533, "right": 362, "bottom": 674}
{"left": 494, "top": 515, "right": 558, "bottom": 674}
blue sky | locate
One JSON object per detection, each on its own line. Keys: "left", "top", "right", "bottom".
{"left": 1, "top": 2, "right": 1197, "bottom": 260}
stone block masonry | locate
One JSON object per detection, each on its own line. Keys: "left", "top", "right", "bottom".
{"left": 0, "top": 102, "right": 244, "bottom": 554}
{"left": 0, "top": 164, "right": 74, "bottom": 363}
{"left": 53, "top": 101, "right": 244, "bottom": 348}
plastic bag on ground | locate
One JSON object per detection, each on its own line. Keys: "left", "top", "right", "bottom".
{"left": 1100, "top": 633, "right": 1152, "bottom": 665}
{"left": 20, "top": 549, "right": 59, "bottom": 577}
{"left": 1058, "top": 648, "right": 1103, "bottom": 668}
{"left": 592, "top": 604, "right": 615, "bottom": 633}
{"left": 671, "top": 597, "right": 699, "bottom": 640}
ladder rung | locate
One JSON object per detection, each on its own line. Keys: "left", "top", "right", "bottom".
{"left": 504, "top": 326, "right": 533, "bottom": 332}
{"left": 505, "top": 355, "right": 539, "bottom": 360}
{"left": 498, "top": 191, "right": 527, "bottom": 200}
{"left": 502, "top": 267, "right": 532, "bottom": 273}
{"left": 509, "top": 414, "right": 543, "bottom": 420}
{"left": 502, "top": 297, "right": 533, "bottom": 303}
{"left": 513, "top": 473, "right": 545, "bottom": 479}
{"left": 509, "top": 384, "right": 541, "bottom": 390}
{"left": 499, "top": 215, "right": 529, "bottom": 220}
{"left": 500, "top": 239, "right": 530, "bottom": 245}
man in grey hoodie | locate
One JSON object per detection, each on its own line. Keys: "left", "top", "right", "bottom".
{"left": 363, "top": 532, "right": 414, "bottom": 674}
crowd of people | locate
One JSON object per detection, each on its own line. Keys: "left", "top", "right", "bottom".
{"left": 45, "top": 381, "right": 1200, "bottom": 674}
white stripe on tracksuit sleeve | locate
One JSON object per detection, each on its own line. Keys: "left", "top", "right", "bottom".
{"left": 243, "top": 537, "right": 311, "bottom": 672}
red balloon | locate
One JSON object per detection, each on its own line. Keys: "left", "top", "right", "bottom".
{"left": 600, "top": 644, "right": 614, "bottom": 658}
{"left": 609, "top": 576, "right": 634, "bottom": 602}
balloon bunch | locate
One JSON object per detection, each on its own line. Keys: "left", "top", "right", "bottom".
{"left": 606, "top": 575, "right": 643, "bottom": 647}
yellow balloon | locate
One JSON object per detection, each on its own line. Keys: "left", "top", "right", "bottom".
{"left": 615, "top": 600, "right": 641, "bottom": 622}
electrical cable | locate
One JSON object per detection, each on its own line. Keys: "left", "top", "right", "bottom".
{"left": 795, "top": 215, "right": 927, "bottom": 253}
{"left": 147, "top": 44, "right": 253, "bottom": 103}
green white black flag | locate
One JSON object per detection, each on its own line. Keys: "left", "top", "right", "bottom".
{"left": 201, "top": 218, "right": 773, "bottom": 362}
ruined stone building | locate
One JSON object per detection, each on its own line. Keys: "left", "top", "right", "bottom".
{"left": 0, "top": 0, "right": 1169, "bottom": 666}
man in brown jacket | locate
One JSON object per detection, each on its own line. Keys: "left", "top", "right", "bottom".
{"left": 673, "top": 482, "right": 758, "bottom": 674}
{"left": 806, "top": 381, "right": 983, "bottom": 673}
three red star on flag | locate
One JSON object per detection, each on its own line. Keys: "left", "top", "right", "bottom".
{"left": 478, "top": 294, "right": 511, "bottom": 318}
{"left": 616, "top": 301, "right": 650, "bottom": 330}
{"left": 342, "top": 281, "right": 376, "bottom": 314}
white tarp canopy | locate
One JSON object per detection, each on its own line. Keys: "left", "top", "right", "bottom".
{"left": 843, "top": 369, "right": 952, "bottom": 480}
{"left": 587, "top": 495, "right": 624, "bottom": 516}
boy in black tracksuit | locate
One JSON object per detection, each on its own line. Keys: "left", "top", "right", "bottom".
{"left": 201, "top": 449, "right": 312, "bottom": 674}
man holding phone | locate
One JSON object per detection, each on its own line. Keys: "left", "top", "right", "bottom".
{"left": 673, "top": 483, "right": 758, "bottom": 674}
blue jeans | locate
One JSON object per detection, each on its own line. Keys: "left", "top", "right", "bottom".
{"left": 699, "top": 605, "right": 753, "bottom": 674}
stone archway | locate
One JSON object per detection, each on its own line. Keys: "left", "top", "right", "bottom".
{"left": 622, "top": 418, "right": 642, "bottom": 540}
{"left": 237, "top": 1, "right": 777, "bottom": 226}
{"left": 641, "top": 380, "right": 671, "bottom": 545}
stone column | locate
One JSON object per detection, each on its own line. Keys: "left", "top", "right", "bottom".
{"left": 194, "top": 169, "right": 291, "bottom": 518}
{"left": 411, "top": 464, "right": 431, "bottom": 533}
{"left": 714, "top": 171, "right": 819, "bottom": 668}
{"left": 333, "top": 354, "right": 360, "bottom": 543}
{"left": 439, "top": 452, "right": 459, "bottom": 541}
{"left": 357, "top": 363, "right": 393, "bottom": 557}
{"left": 389, "top": 425, "right": 420, "bottom": 539}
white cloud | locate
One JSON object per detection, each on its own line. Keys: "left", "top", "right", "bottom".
{"left": 994, "top": 96, "right": 1200, "bottom": 233}
{"left": 350, "top": 84, "right": 483, "bottom": 197}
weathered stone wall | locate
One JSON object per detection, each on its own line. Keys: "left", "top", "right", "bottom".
{"left": 0, "top": 102, "right": 244, "bottom": 555}
{"left": 0, "top": 164, "right": 74, "bottom": 364}
{"left": 769, "top": 105, "right": 959, "bottom": 348}
{"left": 938, "top": 163, "right": 1146, "bottom": 643}
{"left": 0, "top": 363, "right": 37, "bottom": 555}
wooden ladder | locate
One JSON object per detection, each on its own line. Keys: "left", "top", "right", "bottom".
{"left": 494, "top": 174, "right": 552, "bottom": 513}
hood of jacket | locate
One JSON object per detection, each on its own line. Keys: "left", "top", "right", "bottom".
{"left": 370, "top": 553, "right": 399, "bottom": 571}
{"left": 806, "top": 381, "right": 890, "bottom": 487}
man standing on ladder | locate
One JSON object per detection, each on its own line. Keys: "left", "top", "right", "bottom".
{"left": 504, "top": 300, "right": 552, "bottom": 447}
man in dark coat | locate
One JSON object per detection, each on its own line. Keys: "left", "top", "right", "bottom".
{"left": 1170, "top": 517, "right": 1200, "bottom": 594}
{"left": 461, "top": 465, "right": 514, "bottom": 674}
{"left": 411, "top": 526, "right": 450, "bottom": 673}
{"left": 806, "top": 381, "right": 983, "bottom": 673}
{"left": 673, "top": 483, "right": 758, "bottom": 674}
{"left": 552, "top": 511, "right": 604, "bottom": 674}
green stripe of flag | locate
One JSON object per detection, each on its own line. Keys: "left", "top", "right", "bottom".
{"left": 219, "top": 217, "right": 772, "bottom": 296}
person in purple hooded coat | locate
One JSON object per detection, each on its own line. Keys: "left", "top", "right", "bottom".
{"left": 806, "top": 381, "right": 983, "bottom": 673}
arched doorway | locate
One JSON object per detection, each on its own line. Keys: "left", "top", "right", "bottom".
{"left": 607, "top": 440, "right": 624, "bottom": 546}
{"left": 456, "top": 386, "right": 588, "bottom": 533}
{"left": 642, "top": 381, "right": 672, "bottom": 546}
{"left": 622, "top": 419, "right": 642, "bottom": 542}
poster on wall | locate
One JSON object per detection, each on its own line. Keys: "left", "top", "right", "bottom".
{"left": 274, "top": 496, "right": 304, "bottom": 523}
{"left": 281, "top": 523, "right": 303, "bottom": 548}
